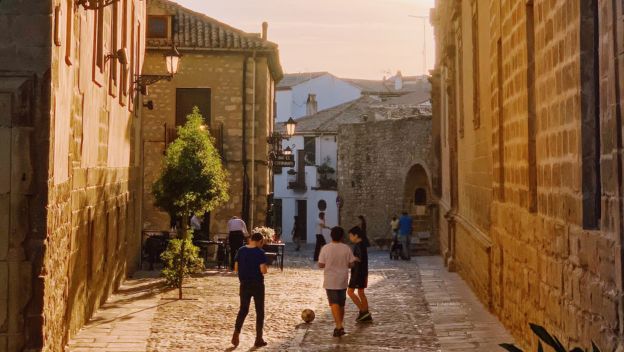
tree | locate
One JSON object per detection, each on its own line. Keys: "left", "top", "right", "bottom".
{"left": 152, "top": 107, "right": 229, "bottom": 299}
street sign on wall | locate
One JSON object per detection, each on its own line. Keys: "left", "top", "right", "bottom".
{"left": 271, "top": 154, "right": 295, "bottom": 168}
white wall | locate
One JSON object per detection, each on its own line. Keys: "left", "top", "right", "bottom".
{"left": 275, "top": 74, "right": 362, "bottom": 122}
{"left": 274, "top": 134, "right": 339, "bottom": 244}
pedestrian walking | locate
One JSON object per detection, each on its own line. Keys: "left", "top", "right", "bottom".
{"left": 313, "top": 212, "right": 331, "bottom": 261}
{"left": 347, "top": 226, "right": 372, "bottom": 323}
{"left": 231, "top": 232, "right": 268, "bottom": 348}
{"left": 390, "top": 215, "right": 399, "bottom": 239}
{"left": 398, "top": 211, "right": 413, "bottom": 260}
{"left": 292, "top": 216, "right": 302, "bottom": 251}
{"left": 357, "top": 215, "right": 371, "bottom": 247}
{"left": 318, "top": 227, "right": 358, "bottom": 337}
{"left": 227, "top": 216, "right": 249, "bottom": 270}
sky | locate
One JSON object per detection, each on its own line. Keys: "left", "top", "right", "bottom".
{"left": 174, "top": 0, "right": 436, "bottom": 80}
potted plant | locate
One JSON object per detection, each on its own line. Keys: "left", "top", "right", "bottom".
{"left": 317, "top": 157, "right": 337, "bottom": 190}
{"left": 152, "top": 107, "right": 229, "bottom": 299}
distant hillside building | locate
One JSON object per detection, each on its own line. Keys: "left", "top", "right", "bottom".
{"left": 142, "top": 0, "right": 282, "bottom": 234}
{"left": 275, "top": 72, "right": 361, "bottom": 122}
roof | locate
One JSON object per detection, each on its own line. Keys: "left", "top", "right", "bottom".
{"left": 277, "top": 91, "right": 431, "bottom": 134}
{"left": 344, "top": 75, "right": 430, "bottom": 96}
{"left": 277, "top": 72, "right": 329, "bottom": 89}
{"left": 147, "top": 0, "right": 283, "bottom": 81}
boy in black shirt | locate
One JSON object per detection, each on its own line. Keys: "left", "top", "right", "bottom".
{"left": 232, "top": 232, "right": 268, "bottom": 348}
{"left": 347, "top": 226, "right": 372, "bottom": 322}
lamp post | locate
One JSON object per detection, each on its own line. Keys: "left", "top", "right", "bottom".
{"left": 135, "top": 45, "right": 182, "bottom": 91}
{"left": 267, "top": 117, "right": 297, "bottom": 161}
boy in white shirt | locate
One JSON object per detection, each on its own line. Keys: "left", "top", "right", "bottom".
{"left": 318, "top": 226, "right": 358, "bottom": 337}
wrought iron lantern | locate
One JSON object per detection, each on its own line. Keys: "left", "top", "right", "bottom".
{"left": 136, "top": 45, "right": 182, "bottom": 91}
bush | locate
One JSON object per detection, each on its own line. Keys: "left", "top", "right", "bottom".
{"left": 161, "top": 234, "right": 204, "bottom": 288}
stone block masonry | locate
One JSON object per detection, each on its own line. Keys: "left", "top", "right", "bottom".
{"left": 337, "top": 116, "right": 437, "bottom": 252}
{"left": 431, "top": 0, "right": 624, "bottom": 350}
{"left": 0, "top": 1, "right": 147, "bottom": 351}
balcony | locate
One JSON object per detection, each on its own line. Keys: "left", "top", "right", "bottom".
{"left": 287, "top": 169, "right": 307, "bottom": 192}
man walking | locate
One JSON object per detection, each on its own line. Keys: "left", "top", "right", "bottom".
{"left": 227, "top": 216, "right": 248, "bottom": 270}
{"left": 398, "top": 211, "right": 413, "bottom": 260}
{"left": 314, "top": 212, "right": 331, "bottom": 261}
{"left": 318, "top": 227, "right": 358, "bottom": 337}
{"left": 232, "top": 232, "right": 268, "bottom": 348}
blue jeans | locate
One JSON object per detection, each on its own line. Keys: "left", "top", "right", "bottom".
{"left": 399, "top": 235, "right": 411, "bottom": 259}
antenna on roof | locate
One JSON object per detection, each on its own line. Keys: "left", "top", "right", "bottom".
{"left": 409, "top": 15, "right": 429, "bottom": 75}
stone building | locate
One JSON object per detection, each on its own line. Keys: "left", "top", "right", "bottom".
{"left": 431, "top": 0, "right": 624, "bottom": 349}
{"left": 335, "top": 94, "right": 436, "bottom": 252}
{"left": 0, "top": 0, "right": 146, "bottom": 350}
{"left": 142, "top": 0, "right": 282, "bottom": 235}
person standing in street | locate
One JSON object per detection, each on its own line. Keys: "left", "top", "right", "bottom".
{"left": 390, "top": 215, "right": 400, "bottom": 239}
{"left": 347, "top": 226, "right": 372, "bottom": 323}
{"left": 318, "top": 227, "right": 358, "bottom": 337}
{"left": 292, "top": 216, "right": 302, "bottom": 251}
{"left": 232, "top": 232, "right": 268, "bottom": 348}
{"left": 313, "top": 212, "right": 331, "bottom": 261}
{"left": 228, "top": 216, "right": 249, "bottom": 270}
{"left": 357, "top": 215, "right": 371, "bottom": 247}
{"left": 398, "top": 211, "right": 413, "bottom": 260}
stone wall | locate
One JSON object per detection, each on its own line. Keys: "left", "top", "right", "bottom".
{"left": 0, "top": 1, "right": 146, "bottom": 351}
{"left": 142, "top": 52, "right": 274, "bottom": 235}
{"left": 337, "top": 117, "right": 436, "bottom": 250}
{"left": 431, "top": 0, "right": 624, "bottom": 350}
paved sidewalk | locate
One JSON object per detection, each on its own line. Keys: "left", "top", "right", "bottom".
{"left": 66, "top": 275, "right": 167, "bottom": 352}
{"left": 67, "top": 246, "right": 514, "bottom": 351}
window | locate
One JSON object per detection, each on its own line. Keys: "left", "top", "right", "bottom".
{"left": 176, "top": 88, "right": 212, "bottom": 127}
{"left": 147, "top": 16, "right": 169, "bottom": 38}
{"left": 304, "top": 137, "right": 316, "bottom": 166}
{"left": 497, "top": 39, "right": 505, "bottom": 201}
{"left": 65, "top": 0, "right": 73, "bottom": 65}
{"left": 414, "top": 188, "right": 427, "bottom": 205}
{"left": 471, "top": 0, "right": 480, "bottom": 129}
{"left": 93, "top": 1, "right": 105, "bottom": 85}
{"left": 580, "top": 0, "right": 601, "bottom": 229}
{"left": 120, "top": 0, "right": 129, "bottom": 99}
{"left": 526, "top": 1, "right": 537, "bottom": 212}
{"left": 109, "top": 1, "right": 119, "bottom": 96}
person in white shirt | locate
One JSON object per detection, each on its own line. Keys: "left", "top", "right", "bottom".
{"left": 227, "top": 216, "right": 249, "bottom": 270}
{"left": 318, "top": 226, "right": 358, "bottom": 337}
{"left": 313, "top": 212, "right": 331, "bottom": 261}
{"left": 190, "top": 215, "right": 202, "bottom": 232}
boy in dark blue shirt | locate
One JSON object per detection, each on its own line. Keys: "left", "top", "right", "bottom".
{"left": 232, "top": 232, "right": 268, "bottom": 348}
{"left": 347, "top": 226, "right": 372, "bottom": 323}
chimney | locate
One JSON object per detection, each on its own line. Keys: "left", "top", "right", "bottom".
{"left": 394, "top": 70, "right": 403, "bottom": 90}
{"left": 306, "top": 94, "right": 318, "bottom": 116}
{"left": 262, "top": 22, "right": 268, "bottom": 41}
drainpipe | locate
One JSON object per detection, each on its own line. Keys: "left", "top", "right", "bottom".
{"left": 241, "top": 55, "right": 249, "bottom": 226}
{"left": 251, "top": 51, "right": 257, "bottom": 229}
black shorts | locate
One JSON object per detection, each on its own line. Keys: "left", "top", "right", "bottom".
{"left": 348, "top": 275, "right": 368, "bottom": 289}
{"left": 326, "top": 289, "right": 347, "bottom": 306}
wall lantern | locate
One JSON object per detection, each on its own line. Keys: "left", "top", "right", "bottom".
{"left": 285, "top": 117, "right": 297, "bottom": 137}
{"left": 267, "top": 117, "right": 297, "bottom": 163}
{"left": 135, "top": 45, "right": 182, "bottom": 91}
{"left": 77, "top": 0, "right": 120, "bottom": 10}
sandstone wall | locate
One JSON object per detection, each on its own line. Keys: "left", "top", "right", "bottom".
{"left": 432, "top": 0, "right": 624, "bottom": 349}
{"left": 0, "top": 1, "right": 146, "bottom": 350}
{"left": 142, "top": 52, "right": 274, "bottom": 235}
{"left": 337, "top": 117, "right": 436, "bottom": 250}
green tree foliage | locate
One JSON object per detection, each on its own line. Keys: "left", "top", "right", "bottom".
{"left": 152, "top": 107, "right": 229, "bottom": 298}
{"left": 153, "top": 107, "right": 229, "bottom": 219}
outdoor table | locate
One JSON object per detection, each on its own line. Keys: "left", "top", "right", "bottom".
{"left": 263, "top": 243, "right": 285, "bottom": 271}
{"left": 194, "top": 240, "right": 227, "bottom": 268}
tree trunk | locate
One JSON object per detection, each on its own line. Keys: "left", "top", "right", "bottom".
{"left": 178, "top": 213, "right": 189, "bottom": 300}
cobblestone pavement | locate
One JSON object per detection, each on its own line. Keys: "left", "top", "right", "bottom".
{"left": 68, "top": 245, "right": 514, "bottom": 351}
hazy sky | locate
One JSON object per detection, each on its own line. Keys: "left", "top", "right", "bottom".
{"left": 174, "top": 0, "right": 436, "bottom": 79}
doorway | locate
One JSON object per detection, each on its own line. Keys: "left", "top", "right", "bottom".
{"left": 296, "top": 200, "right": 307, "bottom": 242}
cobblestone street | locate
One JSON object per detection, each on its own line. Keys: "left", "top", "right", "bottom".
{"left": 68, "top": 246, "right": 513, "bottom": 351}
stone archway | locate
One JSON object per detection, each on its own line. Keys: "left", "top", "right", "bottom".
{"left": 403, "top": 164, "right": 438, "bottom": 254}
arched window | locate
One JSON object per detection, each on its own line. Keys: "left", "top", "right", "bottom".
{"left": 414, "top": 188, "right": 427, "bottom": 205}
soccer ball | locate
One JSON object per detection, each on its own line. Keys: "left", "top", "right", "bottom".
{"left": 301, "top": 309, "right": 315, "bottom": 323}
